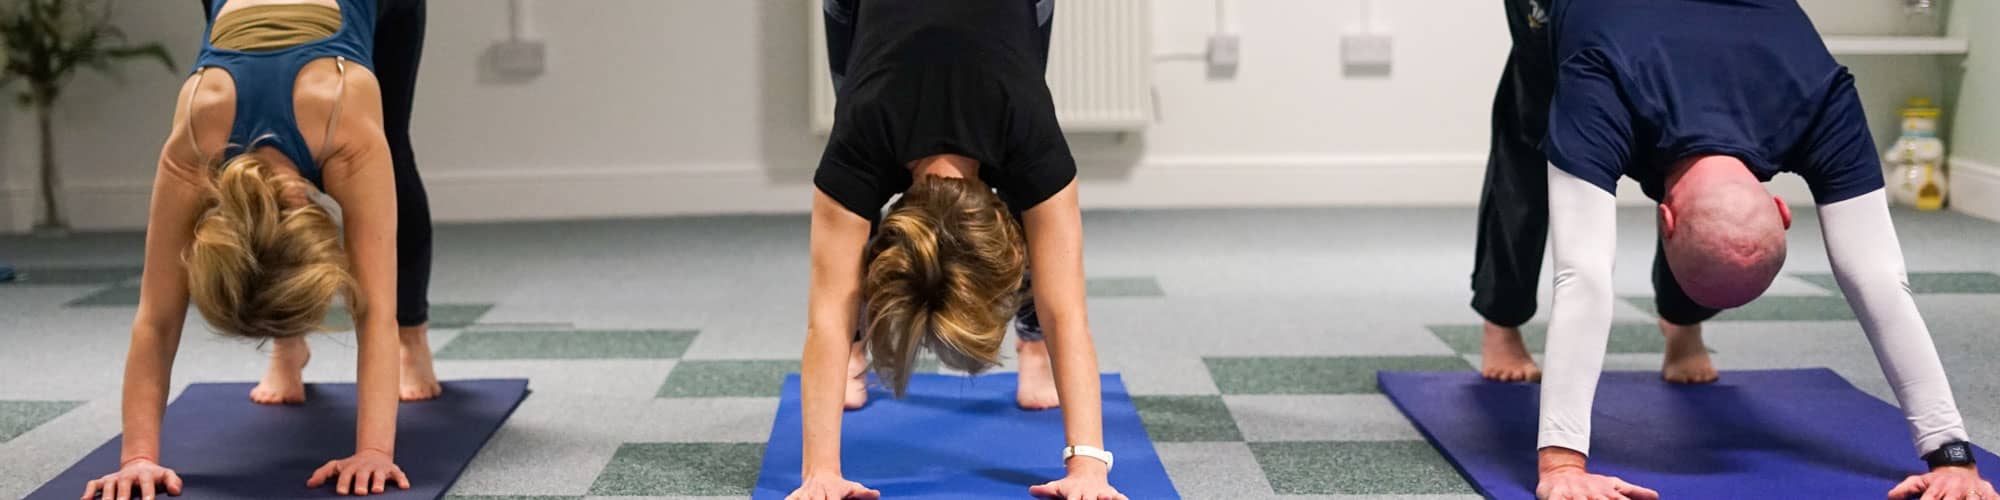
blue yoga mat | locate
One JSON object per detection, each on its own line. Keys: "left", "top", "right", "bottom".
{"left": 754, "top": 373, "right": 1179, "bottom": 499}
{"left": 1379, "top": 369, "right": 2000, "bottom": 499}
{"left": 28, "top": 379, "right": 530, "bottom": 500}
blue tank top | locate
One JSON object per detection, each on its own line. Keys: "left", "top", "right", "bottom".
{"left": 191, "top": 0, "right": 376, "bottom": 189}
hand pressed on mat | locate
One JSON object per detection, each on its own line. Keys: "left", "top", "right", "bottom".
{"left": 81, "top": 458, "right": 182, "bottom": 500}
{"left": 306, "top": 448, "right": 410, "bottom": 496}
{"left": 1889, "top": 465, "right": 1997, "bottom": 500}
{"left": 1535, "top": 448, "right": 1659, "bottom": 500}
{"left": 786, "top": 474, "right": 880, "bottom": 500}
{"left": 1028, "top": 457, "right": 1128, "bottom": 500}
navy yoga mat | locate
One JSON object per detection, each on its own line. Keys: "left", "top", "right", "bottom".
{"left": 28, "top": 379, "right": 529, "bottom": 500}
{"left": 755, "top": 373, "right": 1179, "bottom": 499}
{"left": 1379, "top": 369, "right": 2000, "bottom": 499}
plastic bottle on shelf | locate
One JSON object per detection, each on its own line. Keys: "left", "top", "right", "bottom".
{"left": 1883, "top": 97, "right": 1947, "bottom": 211}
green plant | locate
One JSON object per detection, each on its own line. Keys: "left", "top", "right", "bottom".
{"left": 1, "top": 0, "right": 175, "bottom": 232}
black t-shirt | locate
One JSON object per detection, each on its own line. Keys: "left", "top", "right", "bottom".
{"left": 814, "top": 0, "right": 1077, "bottom": 219}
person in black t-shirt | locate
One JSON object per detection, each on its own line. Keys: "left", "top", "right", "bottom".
{"left": 794, "top": 1, "right": 1126, "bottom": 499}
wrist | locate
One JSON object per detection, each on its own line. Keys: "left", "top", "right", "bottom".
{"left": 1537, "top": 447, "right": 1589, "bottom": 476}
{"left": 802, "top": 462, "right": 842, "bottom": 479}
{"left": 1933, "top": 463, "right": 1980, "bottom": 474}
{"left": 119, "top": 455, "right": 158, "bottom": 468}
{"left": 355, "top": 446, "right": 394, "bottom": 459}
{"left": 1065, "top": 455, "right": 1110, "bottom": 477}
{"left": 1925, "top": 441, "right": 1978, "bottom": 470}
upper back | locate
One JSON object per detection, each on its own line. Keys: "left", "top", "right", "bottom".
{"left": 1551, "top": 0, "right": 1847, "bottom": 191}
{"left": 191, "top": 0, "right": 378, "bottom": 188}
{"left": 845, "top": 0, "right": 1046, "bottom": 76}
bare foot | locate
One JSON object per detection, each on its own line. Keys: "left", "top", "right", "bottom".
{"left": 1660, "top": 320, "right": 1718, "bottom": 384}
{"left": 250, "top": 336, "right": 310, "bottom": 404}
{"left": 1016, "top": 340, "right": 1060, "bottom": 410}
{"left": 1480, "top": 322, "right": 1542, "bottom": 382}
{"left": 844, "top": 341, "right": 870, "bottom": 410}
{"left": 399, "top": 325, "right": 443, "bottom": 401}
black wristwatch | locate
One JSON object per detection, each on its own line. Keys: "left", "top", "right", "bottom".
{"left": 1924, "top": 441, "right": 1977, "bottom": 469}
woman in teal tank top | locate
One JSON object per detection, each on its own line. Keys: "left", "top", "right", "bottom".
{"left": 85, "top": 0, "right": 426, "bottom": 497}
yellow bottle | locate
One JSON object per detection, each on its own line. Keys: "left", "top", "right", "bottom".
{"left": 1884, "top": 98, "right": 1947, "bottom": 211}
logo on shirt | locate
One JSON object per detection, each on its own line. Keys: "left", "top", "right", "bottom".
{"left": 1526, "top": 0, "right": 1550, "bottom": 30}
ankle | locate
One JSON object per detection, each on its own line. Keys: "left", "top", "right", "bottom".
{"left": 270, "top": 337, "right": 310, "bottom": 358}
{"left": 1660, "top": 320, "right": 1702, "bottom": 339}
{"left": 1017, "top": 339, "right": 1047, "bottom": 354}
{"left": 398, "top": 325, "right": 430, "bottom": 345}
{"left": 1483, "top": 322, "right": 1523, "bottom": 339}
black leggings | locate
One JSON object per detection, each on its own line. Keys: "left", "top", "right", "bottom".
{"left": 199, "top": 0, "right": 434, "bottom": 327}
{"left": 1468, "top": 0, "right": 1718, "bottom": 327}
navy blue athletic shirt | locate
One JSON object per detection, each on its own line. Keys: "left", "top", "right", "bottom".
{"left": 1544, "top": 0, "right": 1884, "bottom": 204}
{"left": 192, "top": 0, "right": 377, "bottom": 189}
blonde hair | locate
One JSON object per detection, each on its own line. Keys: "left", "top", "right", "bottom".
{"left": 862, "top": 175, "right": 1028, "bottom": 396}
{"left": 185, "top": 155, "right": 355, "bottom": 339}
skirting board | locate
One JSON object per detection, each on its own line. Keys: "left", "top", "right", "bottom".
{"left": 0, "top": 154, "right": 1825, "bottom": 233}
{"left": 1950, "top": 157, "right": 2000, "bottom": 222}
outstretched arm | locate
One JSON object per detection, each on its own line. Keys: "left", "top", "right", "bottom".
{"left": 1534, "top": 165, "right": 1657, "bottom": 500}
{"left": 1819, "top": 191, "right": 1968, "bottom": 453}
{"left": 89, "top": 75, "right": 218, "bottom": 500}
{"left": 1539, "top": 164, "right": 1619, "bottom": 457}
{"left": 790, "top": 189, "right": 879, "bottom": 500}
{"left": 1018, "top": 180, "right": 1125, "bottom": 500}
{"left": 1819, "top": 190, "right": 1994, "bottom": 499}
{"left": 309, "top": 63, "right": 409, "bottom": 495}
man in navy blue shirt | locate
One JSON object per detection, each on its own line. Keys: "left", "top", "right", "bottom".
{"left": 1472, "top": 0, "right": 1994, "bottom": 498}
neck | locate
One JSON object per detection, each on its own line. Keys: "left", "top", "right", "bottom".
{"left": 908, "top": 154, "right": 979, "bottom": 179}
{"left": 1666, "top": 155, "right": 1752, "bottom": 197}
{"left": 249, "top": 148, "right": 314, "bottom": 210}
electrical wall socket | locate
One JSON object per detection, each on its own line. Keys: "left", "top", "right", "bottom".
{"left": 1341, "top": 33, "right": 1392, "bottom": 76}
{"left": 1207, "top": 33, "right": 1240, "bottom": 78}
{"left": 487, "top": 39, "right": 547, "bottom": 79}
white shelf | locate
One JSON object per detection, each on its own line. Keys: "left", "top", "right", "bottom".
{"left": 1824, "top": 36, "right": 1969, "bottom": 55}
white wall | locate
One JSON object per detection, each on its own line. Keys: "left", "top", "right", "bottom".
{"left": 1949, "top": 0, "right": 1995, "bottom": 163}
{"left": 1943, "top": 0, "right": 2000, "bottom": 220}
{"left": 0, "top": 0, "right": 1966, "bottom": 231}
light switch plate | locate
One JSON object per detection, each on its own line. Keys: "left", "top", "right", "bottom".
{"left": 1208, "top": 33, "right": 1241, "bottom": 78}
{"left": 1341, "top": 33, "right": 1392, "bottom": 75}
{"left": 488, "top": 39, "right": 546, "bottom": 78}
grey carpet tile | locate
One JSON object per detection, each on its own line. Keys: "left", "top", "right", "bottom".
{"left": 587, "top": 443, "right": 765, "bottom": 497}
{"left": 436, "top": 329, "right": 697, "bottom": 360}
{"left": 1794, "top": 271, "right": 2000, "bottom": 294}
{"left": 1206, "top": 356, "right": 1474, "bottom": 395}
{"left": 0, "top": 265, "right": 143, "bottom": 286}
{"left": 0, "top": 401, "right": 85, "bottom": 443}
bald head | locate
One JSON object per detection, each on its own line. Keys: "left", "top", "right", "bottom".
{"left": 1660, "top": 156, "right": 1793, "bottom": 309}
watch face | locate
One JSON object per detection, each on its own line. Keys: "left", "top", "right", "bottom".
{"left": 1950, "top": 446, "right": 1970, "bottom": 461}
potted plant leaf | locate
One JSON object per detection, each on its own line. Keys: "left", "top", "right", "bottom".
{"left": 1, "top": 0, "right": 175, "bottom": 235}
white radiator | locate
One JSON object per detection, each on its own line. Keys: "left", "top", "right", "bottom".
{"left": 806, "top": 0, "right": 1153, "bottom": 134}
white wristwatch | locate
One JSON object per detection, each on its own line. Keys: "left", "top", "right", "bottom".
{"left": 1063, "top": 445, "right": 1114, "bottom": 470}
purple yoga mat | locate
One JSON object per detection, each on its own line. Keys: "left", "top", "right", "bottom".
{"left": 27, "top": 379, "right": 529, "bottom": 500}
{"left": 1379, "top": 369, "right": 2000, "bottom": 499}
